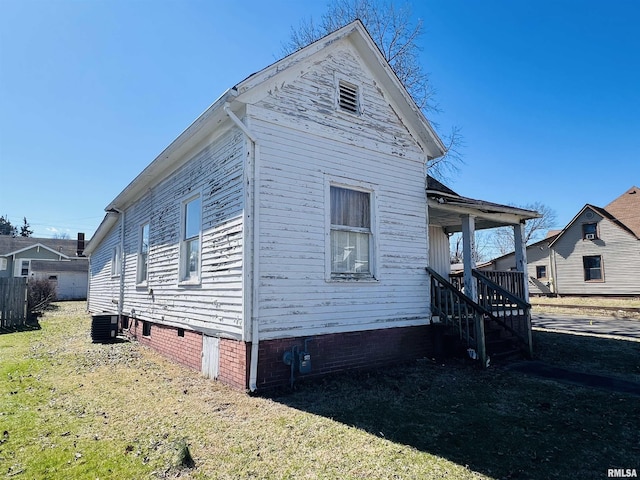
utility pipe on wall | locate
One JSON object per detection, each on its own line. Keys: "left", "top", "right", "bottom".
{"left": 224, "top": 103, "right": 261, "bottom": 393}
{"left": 111, "top": 207, "right": 126, "bottom": 317}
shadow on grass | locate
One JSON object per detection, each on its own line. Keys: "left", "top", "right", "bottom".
{"left": 268, "top": 331, "right": 640, "bottom": 480}
{"left": 0, "top": 320, "right": 41, "bottom": 335}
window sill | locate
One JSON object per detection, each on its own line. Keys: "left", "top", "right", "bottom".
{"left": 178, "top": 279, "right": 202, "bottom": 287}
{"left": 328, "top": 274, "right": 378, "bottom": 283}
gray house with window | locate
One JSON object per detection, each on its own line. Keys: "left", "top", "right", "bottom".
{"left": 489, "top": 186, "right": 640, "bottom": 296}
{"left": 0, "top": 236, "right": 88, "bottom": 300}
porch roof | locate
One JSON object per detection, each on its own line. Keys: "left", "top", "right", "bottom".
{"left": 426, "top": 176, "right": 540, "bottom": 233}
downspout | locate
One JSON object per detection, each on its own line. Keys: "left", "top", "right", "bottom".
{"left": 111, "top": 207, "right": 126, "bottom": 317}
{"left": 224, "top": 103, "right": 260, "bottom": 393}
{"left": 86, "top": 254, "right": 91, "bottom": 312}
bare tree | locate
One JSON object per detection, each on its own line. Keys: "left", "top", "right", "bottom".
{"left": 450, "top": 230, "right": 493, "bottom": 264}
{"left": 283, "top": 0, "right": 463, "bottom": 177}
{"left": 52, "top": 232, "right": 70, "bottom": 240}
{"left": 489, "top": 202, "right": 558, "bottom": 256}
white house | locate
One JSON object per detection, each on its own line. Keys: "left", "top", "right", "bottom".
{"left": 85, "top": 21, "right": 538, "bottom": 390}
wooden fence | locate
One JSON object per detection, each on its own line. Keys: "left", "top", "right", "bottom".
{"left": 0, "top": 277, "right": 28, "bottom": 328}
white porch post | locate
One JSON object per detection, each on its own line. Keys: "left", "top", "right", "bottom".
{"left": 514, "top": 220, "right": 533, "bottom": 358}
{"left": 513, "top": 221, "right": 530, "bottom": 302}
{"left": 461, "top": 214, "right": 477, "bottom": 302}
{"left": 461, "top": 214, "right": 485, "bottom": 366}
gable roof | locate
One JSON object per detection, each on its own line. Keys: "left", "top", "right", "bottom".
{"left": 604, "top": 186, "right": 640, "bottom": 238}
{"left": 549, "top": 201, "right": 639, "bottom": 247}
{"left": 0, "top": 236, "right": 79, "bottom": 259}
{"left": 233, "top": 20, "right": 446, "bottom": 159}
{"left": 87, "top": 20, "right": 446, "bottom": 254}
{"left": 548, "top": 186, "right": 640, "bottom": 247}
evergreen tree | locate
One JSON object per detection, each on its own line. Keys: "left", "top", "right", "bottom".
{"left": 0, "top": 215, "right": 17, "bottom": 236}
{"left": 20, "top": 217, "right": 33, "bottom": 237}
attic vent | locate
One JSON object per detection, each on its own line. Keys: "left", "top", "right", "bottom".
{"left": 338, "top": 80, "right": 359, "bottom": 114}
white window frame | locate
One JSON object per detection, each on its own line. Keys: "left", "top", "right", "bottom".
{"left": 111, "top": 245, "right": 121, "bottom": 277}
{"left": 179, "top": 193, "right": 202, "bottom": 285}
{"left": 15, "top": 259, "right": 31, "bottom": 277}
{"left": 137, "top": 222, "right": 150, "bottom": 285}
{"left": 0, "top": 258, "right": 7, "bottom": 271}
{"left": 334, "top": 73, "right": 363, "bottom": 116}
{"left": 325, "top": 178, "right": 377, "bottom": 282}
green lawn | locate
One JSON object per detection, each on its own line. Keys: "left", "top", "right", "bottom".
{"left": 1, "top": 302, "right": 639, "bottom": 479}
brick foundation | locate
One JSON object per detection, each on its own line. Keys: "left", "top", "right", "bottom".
{"left": 218, "top": 338, "right": 250, "bottom": 390}
{"left": 255, "top": 324, "right": 436, "bottom": 390}
{"left": 123, "top": 317, "right": 203, "bottom": 371}
{"left": 120, "top": 317, "right": 436, "bottom": 391}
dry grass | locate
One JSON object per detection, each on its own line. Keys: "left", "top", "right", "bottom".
{"left": 530, "top": 296, "right": 640, "bottom": 320}
{"left": 1, "top": 302, "right": 639, "bottom": 479}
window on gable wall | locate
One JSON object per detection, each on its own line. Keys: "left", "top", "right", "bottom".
{"left": 583, "top": 255, "right": 603, "bottom": 281}
{"left": 330, "top": 186, "right": 373, "bottom": 278}
{"left": 536, "top": 265, "right": 547, "bottom": 279}
{"left": 181, "top": 196, "right": 201, "bottom": 283}
{"left": 582, "top": 223, "right": 598, "bottom": 240}
{"left": 137, "top": 223, "right": 150, "bottom": 284}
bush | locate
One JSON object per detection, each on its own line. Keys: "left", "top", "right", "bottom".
{"left": 27, "top": 278, "right": 57, "bottom": 316}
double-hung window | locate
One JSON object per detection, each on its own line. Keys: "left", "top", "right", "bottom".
{"left": 137, "top": 223, "right": 150, "bottom": 284}
{"left": 583, "top": 255, "right": 603, "bottom": 282}
{"left": 181, "top": 196, "right": 201, "bottom": 283}
{"left": 330, "top": 185, "right": 373, "bottom": 278}
{"left": 16, "top": 259, "right": 30, "bottom": 277}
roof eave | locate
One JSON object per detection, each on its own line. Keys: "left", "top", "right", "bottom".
{"left": 83, "top": 211, "right": 120, "bottom": 256}
{"left": 106, "top": 88, "right": 238, "bottom": 212}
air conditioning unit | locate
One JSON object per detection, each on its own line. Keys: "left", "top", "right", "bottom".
{"left": 585, "top": 233, "right": 596, "bottom": 240}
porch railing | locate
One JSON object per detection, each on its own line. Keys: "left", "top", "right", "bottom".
{"left": 427, "top": 267, "right": 487, "bottom": 366}
{"left": 449, "top": 270, "right": 525, "bottom": 300}
{"left": 473, "top": 270, "right": 533, "bottom": 358}
{"left": 431, "top": 268, "right": 533, "bottom": 362}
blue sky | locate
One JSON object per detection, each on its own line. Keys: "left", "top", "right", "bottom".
{"left": 1, "top": 0, "right": 638, "bottom": 241}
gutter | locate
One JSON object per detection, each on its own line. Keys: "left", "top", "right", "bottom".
{"left": 224, "top": 103, "right": 261, "bottom": 393}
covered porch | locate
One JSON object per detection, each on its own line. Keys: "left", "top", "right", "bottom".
{"left": 426, "top": 176, "right": 540, "bottom": 366}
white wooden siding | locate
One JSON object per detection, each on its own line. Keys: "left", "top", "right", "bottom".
{"left": 88, "top": 222, "right": 122, "bottom": 314}
{"left": 90, "top": 127, "right": 247, "bottom": 338}
{"left": 553, "top": 209, "right": 640, "bottom": 295}
{"left": 248, "top": 45, "right": 431, "bottom": 340}
{"left": 428, "top": 225, "right": 450, "bottom": 278}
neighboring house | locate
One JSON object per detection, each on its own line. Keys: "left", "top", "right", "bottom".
{"left": 491, "top": 232, "right": 559, "bottom": 296}
{"left": 0, "top": 235, "right": 89, "bottom": 300}
{"left": 85, "top": 21, "right": 538, "bottom": 391}
{"left": 489, "top": 186, "right": 640, "bottom": 296}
